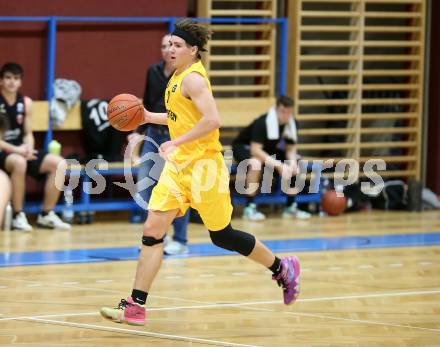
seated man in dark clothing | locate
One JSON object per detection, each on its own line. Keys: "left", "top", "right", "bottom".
{"left": 232, "top": 95, "right": 311, "bottom": 221}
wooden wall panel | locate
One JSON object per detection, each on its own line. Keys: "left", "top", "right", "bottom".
{"left": 288, "top": 0, "right": 426, "bottom": 179}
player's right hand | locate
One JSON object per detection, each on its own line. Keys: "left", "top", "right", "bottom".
{"left": 15, "top": 144, "right": 29, "bottom": 157}
{"left": 23, "top": 144, "right": 38, "bottom": 160}
{"left": 159, "top": 140, "right": 178, "bottom": 162}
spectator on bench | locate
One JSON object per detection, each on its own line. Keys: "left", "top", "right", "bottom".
{"left": 0, "top": 116, "right": 11, "bottom": 228}
{"left": 0, "top": 62, "right": 70, "bottom": 231}
{"left": 232, "top": 95, "right": 311, "bottom": 221}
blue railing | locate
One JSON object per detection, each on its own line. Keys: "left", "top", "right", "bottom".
{"left": 0, "top": 16, "right": 288, "bottom": 148}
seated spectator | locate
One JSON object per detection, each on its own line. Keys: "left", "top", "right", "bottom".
{"left": 0, "top": 62, "right": 70, "bottom": 231}
{"left": 232, "top": 95, "right": 311, "bottom": 221}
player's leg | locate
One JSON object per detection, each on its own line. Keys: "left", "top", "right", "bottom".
{"left": 233, "top": 143, "right": 265, "bottom": 221}
{"left": 243, "top": 158, "right": 266, "bottom": 221}
{"left": 100, "top": 208, "right": 178, "bottom": 326}
{"left": 0, "top": 169, "right": 11, "bottom": 227}
{"left": 137, "top": 128, "right": 189, "bottom": 255}
{"left": 4, "top": 153, "right": 31, "bottom": 231}
{"left": 39, "top": 153, "right": 66, "bottom": 211}
{"left": 166, "top": 209, "right": 190, "bottom": 255}
{"left": 279, "top": 149, "right": 311, "bottom": 219}
{"left": 193, "top": 154, "right": 300, "bottom": 305}
{"left": 157, "top": 120, "right": 189, "bottom": 252}
{"left": 101, "top": 161, "right": 187, "bottom": 325}
{"left": 34, "top": 152, "right": 70, "bottom": 230}
{"left": 133, "top": 208, "right": 179, "bottom": 293}
{"left": 282, "top": 182, "right": 311, "bottom": 219}
{"left": 191, "top": 154, "right": 275, "bottom": 269}
{"left": 207, "top": 222, "right": 300, "bottom": 305}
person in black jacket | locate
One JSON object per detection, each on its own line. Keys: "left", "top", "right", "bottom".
{"left": 128, "top": 34, "right": 190, "bottom": 255}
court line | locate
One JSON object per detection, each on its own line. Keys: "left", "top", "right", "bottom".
{"left": 217, "top": 305, "right": 440, "bottom": 334}
{"left": 23, "top": 317, "right": 261, "bottom": 347}
{"left": 2, "top": 231, "right": 440, "bottom": 267}
{"left": 419, "top": 262, "right": 432, "bottom": 266}
{"left": 1, "top": 288, "right": 439, "bottom": 322}
{"left": 0, "top": 276, "right": 211, "bottom": 305}
{"left": 288, "top": 311, "right": 440, "bottom": 334}
{"left": 149, "top": 288, "right": 440, "bottom": 310}
{"left": 227, "top": 304, "right": 440, "bottom": 334}
{"left": 95, "top": 279, "right": 114, "bottom": 284}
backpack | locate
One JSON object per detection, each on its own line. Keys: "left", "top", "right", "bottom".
{"left": 343, "top": 182, "right": 371, "bottom": 212}
{"left": 371, "top": 180, "right": 407, "bottom": 210}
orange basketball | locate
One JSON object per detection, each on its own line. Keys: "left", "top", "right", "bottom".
{"left": 107, "top": 94, "right": 144, "bottom": 131}
{"left": 321, "top": 189, "right": 346, "bottom": 216}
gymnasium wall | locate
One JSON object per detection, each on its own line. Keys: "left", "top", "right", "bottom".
{"left": 427, "top": 0, "right": 440, "bottom": 194}
{"left": 0, "top": 0, "right": 188, "bottom": 100}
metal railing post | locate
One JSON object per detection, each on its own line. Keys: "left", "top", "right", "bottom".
{"left": 44, "top": 16, "right": 57, "bottom": 149}
{"left": 279, "top": 18, "right": 288, "bottom": 95}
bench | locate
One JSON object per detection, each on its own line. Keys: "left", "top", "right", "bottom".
{"left": 26, "top": 98, "right": 321, "bottom": 216}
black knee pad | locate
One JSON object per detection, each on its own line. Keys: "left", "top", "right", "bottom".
{"left": 209, "top": 224, "right": 256, "bottom": 256}
{"left": 142, "top": 236, "right": 164, "bottom": 246}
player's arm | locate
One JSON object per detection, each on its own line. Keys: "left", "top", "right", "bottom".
{"left": 250, "top": 142, "right": 284, "bottom": 172}
{"left": 142, "top": 110, "right": 168, "bottom": 125}
{"left": 171, "top": 72, "right": 220, "bottom": 147}
{"left": 23, "top": 97, "right": 35, "bottom": 151}
{"left": 0, "top": 134, "right": 25, "bottom": 155}
{"left": 286, "top": 143, "right": 297, "bottom": 161}
{"left": 0, "top": 139, "right": 20, "bottom": 154}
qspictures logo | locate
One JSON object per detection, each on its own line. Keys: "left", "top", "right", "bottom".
{"left": 55, "top": 135, "right": 387, "bottom": 208}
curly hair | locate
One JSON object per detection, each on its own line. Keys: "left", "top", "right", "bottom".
{"left": 174, "top": 18, "right": 212, "bottom": 57}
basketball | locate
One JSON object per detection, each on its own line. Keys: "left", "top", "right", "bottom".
{"left": 107, "top": 94, "right": 144, "bottom": 131}
{"left": 321, "top": 189, "right": 346, "bottom": 216}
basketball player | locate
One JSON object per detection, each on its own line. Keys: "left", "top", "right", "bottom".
{"left": 0, "top": 62, "right": 70, "bottom": 231}
{"left": 0, "top": 116, "right": 11, "bottom": 228}
{"left": 100, "top": 19, "right": 300, "bottom": 326}
{"left": 129, "top": 34, "right": 190, "bottom": 255}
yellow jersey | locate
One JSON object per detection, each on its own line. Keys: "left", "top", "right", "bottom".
{"left": 164, "top": 60, "right": 222, "bottom": 164}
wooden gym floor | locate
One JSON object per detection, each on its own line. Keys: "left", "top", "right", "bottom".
{"left": 0, "top": 210, "right": 439, "bottom": 346}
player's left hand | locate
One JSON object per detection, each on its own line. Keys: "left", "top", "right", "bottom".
{"left": 159, "top": 140, "right": 178, "bottom": 162}
{"left": 24, "top": 144, "right": 38, "bottom": 160}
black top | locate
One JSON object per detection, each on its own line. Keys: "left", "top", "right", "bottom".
{"left": 136, "top": 61, "right": 172, "bottom": 134}
{"left": 0, "top": 92, "right": 26, "bottom": 146}
{"left": 233, "top": 114, "right": 296, "bottom": 155}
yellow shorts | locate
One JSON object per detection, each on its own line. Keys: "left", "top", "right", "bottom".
{"left": 148, "top": 152, "right": 233, "bottom": 231}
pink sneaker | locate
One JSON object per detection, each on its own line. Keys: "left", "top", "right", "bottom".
{"left": 272, "top": 256, "right": 300, "bottom": 305}
{"left": 100, "top": 296, "right": 146, "bottom": 325}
